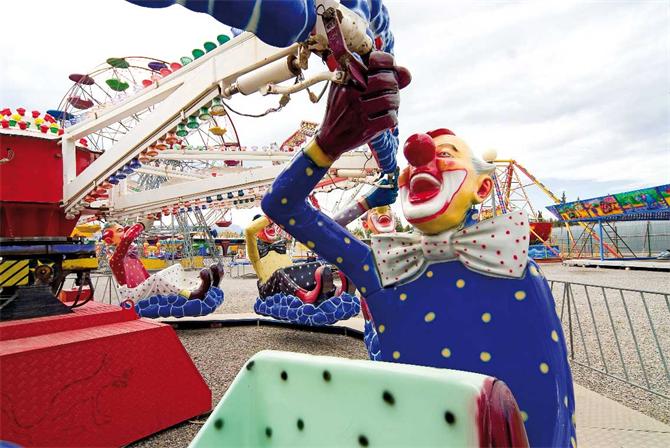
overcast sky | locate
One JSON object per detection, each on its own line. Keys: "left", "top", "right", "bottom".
{"left": 2, "top": 0, "right": 668, "bottom": 225}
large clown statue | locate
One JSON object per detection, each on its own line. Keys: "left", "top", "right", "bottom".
{"left": 262, "top": 52, "right": 575, "bottom": 447}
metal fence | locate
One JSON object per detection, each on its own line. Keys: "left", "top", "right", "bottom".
{"left": 551, "top": 280, "right": 670, "bottom": 399}
{"left": 62, "top": 272, "right": 122, "bottom": 305}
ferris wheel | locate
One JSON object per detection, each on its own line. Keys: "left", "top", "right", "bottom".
{"left": 52, "top": 52, "right": 245, "bottom": 197}
{"left": 56, "top": 32, "right": 386, "bottom": 223}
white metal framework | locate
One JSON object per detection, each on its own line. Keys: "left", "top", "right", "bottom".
{"left": 60, "top": 31, "right": 382, "bottom": 221}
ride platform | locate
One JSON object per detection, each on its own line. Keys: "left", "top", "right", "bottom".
{"left": 0, "top": 301, "right": 211, "bottom": 447}
{"left": 564, "top": 258, "right": 670, "bottom": 271}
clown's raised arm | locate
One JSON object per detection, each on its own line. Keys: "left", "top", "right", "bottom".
{"left": 244, "top": 215, "right": 275, "bottom": 282}
{"left": 107, "top": 223, "right": 150, "bottom": 288}
{"left": 330, "top": 178, "right": 397, "bottom": 228}
{"left": 261, "top": 52, "right": 410, "bottom": 293}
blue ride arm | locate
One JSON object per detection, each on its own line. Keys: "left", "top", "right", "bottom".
{"left": 126, "top": 0, "right": 317, "bottom": 47}
{"left": 126, "top": 1, "right": 395, "bottom": 51}
{"left": 261, "top": 141, "right": 383, "bottom": 296}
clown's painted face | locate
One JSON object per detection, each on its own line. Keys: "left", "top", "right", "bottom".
{"left": 257, "top": 220, "right": 280, "bottom": 243}
{"left": 365, "top": 206, "right": 396, "bottom": 234}
{"left": 398, "top": 129, "right": 493, "bottom": 235}
{"left": 102, "top": 224, "right": 124, "bottom": 246}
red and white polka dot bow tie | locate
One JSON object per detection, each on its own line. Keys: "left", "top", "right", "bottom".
{"left": 371, "top": 211, "right": 530, "bottom": 287}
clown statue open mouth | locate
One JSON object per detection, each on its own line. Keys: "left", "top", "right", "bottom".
{"left": 260, "top": 51, "right": 576, "bottom": 448}
{"left": 363, "top": 205, "right": 396, "bottom": 234}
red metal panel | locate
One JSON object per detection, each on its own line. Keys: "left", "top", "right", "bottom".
{"left": 58, "top": 287, "right": 93, "bottom": 303}
{"left": 0, "top": 133, "right": 97, "bottom": 237}
{"left": 0, "top": 302, "right": 136, "bottom": 341}
{"left": 1, "top": 135, "right": 62, "bottom": 203}
{"left": 529, "top": 221, "right": 552, "bottom": 243}
{"left": 0, "top": 302, "right": 212, "bottom": 447}
{"left": 0, "top": 202, "right": 79, "bottom": 237}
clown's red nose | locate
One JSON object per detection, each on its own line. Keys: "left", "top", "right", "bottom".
{"left": 403, "top": 133, "right": 436, "bottom": 167}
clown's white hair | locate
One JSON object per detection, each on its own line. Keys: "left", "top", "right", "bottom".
{"left": 471, "top": 156, "right": 496, "bottom": 175}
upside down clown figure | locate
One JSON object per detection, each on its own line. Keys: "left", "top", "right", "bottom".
{"left": 362, "top": 205, "right": 397, "bottom": 234}
{"left": 359, "top": 204, "right": 398, "bottom": 360}
{"left": 261, "top": 51, "right": 575, "bottom": 447}
{"left": 102, "top": 222, "right": 224, "bottom": 317}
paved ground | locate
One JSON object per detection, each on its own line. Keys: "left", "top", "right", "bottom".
{"left": 575, "top": 383, "right": 670, "bottom": 448}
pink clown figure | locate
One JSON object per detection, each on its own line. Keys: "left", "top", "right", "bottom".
{"left": 102, "top": 222, "right": 221, "bottom": 302}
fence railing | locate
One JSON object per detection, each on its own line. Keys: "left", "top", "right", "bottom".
{"left": 62, "top": 272, "right": 122, "bottom": 305}
{"left": 550, "top": 280, "right": 670, "bottom": 399}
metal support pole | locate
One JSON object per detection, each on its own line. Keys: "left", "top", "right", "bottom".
{"left": 491, "top": 182, "right": 497, "bottom": 217}
{"left": 598, "top": 219, "right": 605, "bottom": 260}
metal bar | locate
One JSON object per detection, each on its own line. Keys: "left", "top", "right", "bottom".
{"left": 605, "top": 221, "right": 637, "bottom": 258}
{"left": 63, "top": 35, "right": 300, "bottom": 207}
{"left": 601, "top": 286, "right": 629, "bottom": 380}
{"left": 618, "top": 289, "right": 651, "bottom": 389}
{"left": 572, "top": 360, "right": 669, "bottom": 400}
{"left": 638, "top": 291, "right": 670, "bottom": 380}
{"left": 547, "top": 281, "right": 666, "bottom": 295}
{"left": 583, "top": 285, "right": 609, "bottom": 373}
{"left": 566, "top": 286, "right": 574, "bottom": 359}
{"left": 108, "top": 152, "right": 376, "bottom": 216}
{"left": 598, "top": 219, "right": 605, "bottom": 261}
{"left": 569, "top": 284, "right": 592, "bottom": 366}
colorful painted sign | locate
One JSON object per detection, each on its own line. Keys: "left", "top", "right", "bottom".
{"left": 547, "top": 184, "right": 670, "bottom": 222}
{"left": 659, "top": 184, "right": 670, "bottom": 207}
{"left": 615, "top": 187, "right": 666, "bottom": 212}
{"left": 582, "top": 195, "right": 622, "bottom": 218}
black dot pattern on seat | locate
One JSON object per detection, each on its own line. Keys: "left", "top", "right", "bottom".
{"left": 323, "top": 370, "right": 331, "bottom": 382}
{"left": 297, "top": 418, "right": 305, "bottom": 431}
{"left": 214, "top": 418, "right": 223, "bottom": 430}
{"left": 382, "top": 390, "right": 395, "bottom": 406}
{"left": 265, "top": 427, "right": 272, "bottom": 438}
{"left": 444, "top": 411, "right": 456, "bottom": 425}
{"left": 246, "top": 361, "right": 255, "bottom": 371}
{"left": 358, "top": 435, "right": 369, "bottom": 446}
{"left": 281, "top": 370, "right": 288, "bottom": 381}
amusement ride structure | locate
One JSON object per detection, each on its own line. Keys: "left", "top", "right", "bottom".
{"left": 7, "top": 0, "right": 654, "bottom": 446}
{"left": 0, "top": 2, "right": 409, "bottom": 445}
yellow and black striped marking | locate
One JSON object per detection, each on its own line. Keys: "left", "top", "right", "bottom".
{"left": 0, "top": 259, "right": 30, "bottom": 287}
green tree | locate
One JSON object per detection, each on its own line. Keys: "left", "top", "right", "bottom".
{"left": 351, "top": 227, "right": 366, "bottom": 239}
